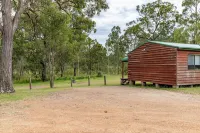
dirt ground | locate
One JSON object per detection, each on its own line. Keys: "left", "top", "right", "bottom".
{"left": 1, "top": 86, "right": 200, "bottom": 133}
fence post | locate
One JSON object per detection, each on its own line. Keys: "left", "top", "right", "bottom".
{"left": 88, "top": 76, "right": 90, "bottom": 86}
{"left": 104, "top": 76, "right": 106, "bottom": 85}
{"left": 29, "top": 77, "right": 32, "bottom": 90}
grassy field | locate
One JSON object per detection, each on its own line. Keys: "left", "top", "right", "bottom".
{"left": 0, "top": 75, "right": 121, "bottom": 102}
{"left": 158, "top": 87, "right": 200, "bottom": 95}
{"left": 1, "top": 75, "right": 200, "bottom": 102}
{"left": 132, "top": 82, "right": 200, "bottom": 95}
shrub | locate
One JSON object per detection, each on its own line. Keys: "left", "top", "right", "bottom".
{"left": 97, "top": 72, "right": 103, "bottom": 77}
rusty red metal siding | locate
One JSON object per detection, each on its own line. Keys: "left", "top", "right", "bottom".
{"left": 128, "top": 43, "right": 177, "bottom": 85}
{"left": 177, "top": 50, "right": 200, "bottom": 85}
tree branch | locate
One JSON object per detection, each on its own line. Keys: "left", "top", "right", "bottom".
{"left": 12, "top": 0, "right": 27, "bottom": 33}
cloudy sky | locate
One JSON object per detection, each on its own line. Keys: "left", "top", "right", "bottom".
{"left": 90, "top": 0, "right": 183, "bottom": 45}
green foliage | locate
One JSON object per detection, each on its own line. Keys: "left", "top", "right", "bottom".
{"left": 12, "top": 0, "right": 109, "bottom": 84}
{"left": 125, "top": 0, "right": 179, "bottom": 42}
{"left": 0, "top": 75, "right": 120, "bottom": 102}
{"left": 182, "top": 0, "right": 200, "bottom": 44}
{"left": 171, "top": 28, "right": 190, "bottom": 43}
{"left": 97, "top": 72, "right": 103, "bottom": 77}
{"left": 12, "top": 0, "right": 200, "bottom": 86}
{"left": 106, "top": 26, "right": 124, "bottom": 74}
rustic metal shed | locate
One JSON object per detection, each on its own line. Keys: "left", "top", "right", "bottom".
{"left": 128, "top": 41, "right": 200, "bottom": 88}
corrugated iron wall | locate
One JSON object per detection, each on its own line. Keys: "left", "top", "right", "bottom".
{"left": 128, "top": 43, "right": 177, "bottom": 86}
{"left": 177, "top": 50, "right": 200, "bottom": 85}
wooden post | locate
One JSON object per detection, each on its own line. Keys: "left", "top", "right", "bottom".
{"left": 122, "top": 62, "right": 124, "bottom": 79}
{"left": 71, "top": 78, "right": 73, "bottom": 87}
{"left": 29, "top": 77, "right": 32, "bottom": 90}
{"left": 130, "top": 80, "right": 136, "bottom": 85}
{"left": 104, "top": 76, "right": 107, "bottom": 85}
{"left": 141, "top": 82, "right": 146, "bottom": 87}
{"left": 173, "top": 85, "right": 179, "bottom": 89}
{"left": 155, "top": 84, "right": 160, "bottom": 88}
{"left": 88, "top": 76, "right": 90, "bottom": 86}
{"left": 130, "top": 80, "right": 132, "bottom": 85}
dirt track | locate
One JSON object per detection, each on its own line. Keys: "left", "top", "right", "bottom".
{"left": 1, "top": 86, "right": 200, "bottom": 133}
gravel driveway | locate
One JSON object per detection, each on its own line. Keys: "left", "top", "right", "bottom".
{"left": 1, "top": 86, "right": 200, "bottom": 133}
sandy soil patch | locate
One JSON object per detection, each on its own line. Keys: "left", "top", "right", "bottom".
{"left": 1, "top": 86, "right": 200, "bottom": 133}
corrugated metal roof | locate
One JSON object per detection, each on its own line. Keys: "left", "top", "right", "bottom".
{"left": 149, "top": 41, "right": 200, "bottom": 51}
{"left": 122, "top": 57, "right": 128, "bottom": 62}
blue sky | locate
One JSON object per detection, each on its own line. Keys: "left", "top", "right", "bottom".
{"left": 90, "top": 0, "right": 183, "bottom": 45}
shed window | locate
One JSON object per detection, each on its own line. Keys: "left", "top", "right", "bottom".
{"left": 188, "top": 55, "right": 200, "bottom": 69}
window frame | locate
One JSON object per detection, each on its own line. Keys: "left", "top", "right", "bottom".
{"left": 188, "top": 54, "right": 200, "bottom": 70}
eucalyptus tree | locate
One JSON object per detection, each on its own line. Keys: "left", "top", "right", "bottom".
{"left": 30, "top": 0, "right": 108, "bottom": 88}
{"left": 119, "top": 33, "right": 137, "bottom": 52}
{"left": 182, "top": 0, "right": 200, "bottom": 44}
{"left": 70, "top": 14, "right": 97, "bottom": 76}
{"left": 90, "top": 42, "right": 107, "bottom": 74}
{"left": 125, "top": 0, "right": 179, "bottom": 43}
{"left": 171, "top": 27, "right": 190, "bottom": 43}
{"left": 78, "top": 38, "right": 106, "bottom": 75}
{"left": 106, "top": 26, "right": 122, "bottom": 74}
{"left": 38, "top": 3, "right": 72, "bottom": 88}
{"left": 0, "top": 0, "right": 109, "bottom": 92}
{"left": 0, "top": 0, "right": 29, "bottom": 93}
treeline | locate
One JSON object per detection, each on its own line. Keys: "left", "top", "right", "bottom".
{"left": 0, "top": 0, "right": 198, "bottom": 92}
{"left": 106, "top": 0, "right": 200, "bottom": 74}
{"left": 10, "top": 0, "right": 108, "bottom": 86}
{"left": 12, "top": 0, "right": 200, "bottom": 82}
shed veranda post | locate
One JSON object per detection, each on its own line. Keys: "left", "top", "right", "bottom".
{"left": 121, "top": 57, "right": 129, "bottom": 85}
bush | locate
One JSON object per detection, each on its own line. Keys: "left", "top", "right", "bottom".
{"left": 97, "top": 72, "right": 103, "bottom": 77}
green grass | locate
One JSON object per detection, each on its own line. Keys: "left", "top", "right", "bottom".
{"left": 0, "top": 75, "right": 121, "bottom": 102}
{"left": 0, "top": 87, "right": 67, "bottom": 102}
{"left": 131, "top": 82, "right": 200, "bottom": 95}
{"left": 2, "top": 75, "right": 200, "bottom": 103}
{"left": 157, "top": 87, "right": 200, "bottom": 95}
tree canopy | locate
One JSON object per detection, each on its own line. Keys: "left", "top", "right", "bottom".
{"left": 1, "top": 0, "right": 200, "bottom": 93}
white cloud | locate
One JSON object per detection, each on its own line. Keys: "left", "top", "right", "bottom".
{"left": 90, "top": 0, "right": 183, "bottom": 45}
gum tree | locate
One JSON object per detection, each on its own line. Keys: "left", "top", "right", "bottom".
{"left": 125, "top": 0, "right": 179, "bottom": 43}
{"left": 182, "top": 0, "right": 200, "bottom": 43}
{"left": 0, "top": 0, "right": 28, "bottom": 93}
{"left": 0, "top": 0, "right": 109, "bottom": 92}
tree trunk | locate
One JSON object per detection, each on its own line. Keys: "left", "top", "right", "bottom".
{"left": 49, "top": 51, "right": 54, "bottom": 88}
{"left": 60, "top": 65, "right": 64, "bottom": 77}
{"left": 0, "top": 0, "right": 15, "bottom": 93}
{"left": 107, "top": 56, "right": 109, "bottom": 75}
{"left": 0, "top": 29, "right": 15, "bottom": 93}
{"left": 77, "top": 55, "right": 80, "bottom": 76}
{"left": 89, "top": 44, "right": 91, "bottom": 75}
{"left": 19, "top": 57, "right": 24, "bottom": 81}
{"left": 117, "top": 43, "right": 120, "bottom": 75}
{"left": 0, "top": 0, "right": 25, "bottom": 93}
{"left": 74, "top": 67, "right": 76, "bottom": 77}
{"left": 40, "top": 61, "right": 47, "bottom": 82}
{"left": 195, "top": 0, "right": 198, "bottom": 44}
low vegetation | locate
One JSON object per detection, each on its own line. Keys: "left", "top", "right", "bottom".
{"left": 132, "top": 82, "right": 200, "bottom": 95}
{"left": 1, "top": 75, "right": 200, "bottom": 103}
{"left": 158, "top": 87, "right": 200, "bottom": 95}
{"left": 0, "top": 75, "right": 121, "bottom": 102}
